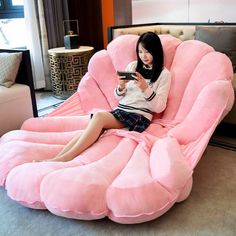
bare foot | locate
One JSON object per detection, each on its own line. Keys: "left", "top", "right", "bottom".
{"left": 32, "top": 160, "right": 41, "bottom": 162}
{"left": 32, "top": 159, "right": 59, "bottom": 162}
{"left": 32, "top": 154, "right": 71, "bottom": 163}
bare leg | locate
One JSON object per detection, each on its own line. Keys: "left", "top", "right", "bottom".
{"left": 46, "top": 112, "right": 125, "bottom": 162}
{"left": 32, "top": 133, "right": 83, "bottom": 163}
{"left": 54, "top": 133, "right": 82, "bottom": 157}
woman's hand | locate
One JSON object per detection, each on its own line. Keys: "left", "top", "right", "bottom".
{"left": 117, "top": 75, "right": 128, "bottom": 91}
{"left": 133, "top": 72, "right": 148, "bottom": 92}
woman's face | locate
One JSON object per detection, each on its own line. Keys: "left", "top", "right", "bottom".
{"left": 138, "top": 43, "right": 153, "bottom": 68}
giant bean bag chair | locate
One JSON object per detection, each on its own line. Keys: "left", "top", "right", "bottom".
{"left": 0, "top": 34, "right": 234, "bottom": 224}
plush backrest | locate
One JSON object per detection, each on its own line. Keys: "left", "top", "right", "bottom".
{"left": 174, "top": 51, "right": 233, "bottom": 122}
{"left": 83, "top": 34, "right": 233, "bottom": 136}
{"left": 162, "top": 40, "right": 215, "bottom": 121}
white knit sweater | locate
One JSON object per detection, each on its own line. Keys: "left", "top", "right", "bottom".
{"left": 114, "top": 61, "right": 171, "bottom": 121}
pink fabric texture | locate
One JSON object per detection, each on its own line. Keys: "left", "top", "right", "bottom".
{"left": 0, "top": 34, "right": 234, "bottom": 224}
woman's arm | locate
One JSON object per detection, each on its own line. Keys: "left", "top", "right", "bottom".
{"left": 143, "top": 69, "right": 172, "bottom": 113}
{"left": 114, "top": 85, "right": 127, "bottom": 100}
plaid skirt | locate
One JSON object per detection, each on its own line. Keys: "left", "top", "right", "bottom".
{"left": 110, "top": 109, "right": 151, "bottom": 132}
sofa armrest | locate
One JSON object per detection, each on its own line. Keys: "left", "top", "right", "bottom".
{"left": 0, "top": 49, "right": 38, "bottom": 117}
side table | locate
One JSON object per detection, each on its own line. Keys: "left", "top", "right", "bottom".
{"left": 48, "top": 46, "right": 94, "bottom": 99}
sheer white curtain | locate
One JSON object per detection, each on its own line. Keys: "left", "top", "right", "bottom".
{"left": 24, "top": 0, "right": 48, "bottom": 89}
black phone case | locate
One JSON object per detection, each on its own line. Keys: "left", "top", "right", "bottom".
{"left": 117, "top": 71, "right": 136, "bottom": 80}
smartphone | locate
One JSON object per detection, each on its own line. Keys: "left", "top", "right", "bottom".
{"left": 117, "top": 71, "right": 136, "bottom": 80}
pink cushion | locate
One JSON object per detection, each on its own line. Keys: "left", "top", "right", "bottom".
{"left": 107, "top": 34, "right": 138, "bottom": 71}
{"left": 162, "top": 40, "right": 214, "bottom": 121}
{"left": 0, "top": 34, "right": 234, "bottom": 224}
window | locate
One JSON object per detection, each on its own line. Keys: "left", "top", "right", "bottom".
{"left": 0, "top": 0, "right": 24, "bottom": 18}
{"left": 0, "top": 0, "right": 26, "bottom": 49}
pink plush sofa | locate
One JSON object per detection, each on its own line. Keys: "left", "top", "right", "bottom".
{"left": 0, "top": 34, "right": 234, "bottom": 224}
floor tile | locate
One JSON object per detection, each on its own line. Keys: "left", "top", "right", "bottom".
{"left": 35, "top": 91, "right": 64, "bottom": 117}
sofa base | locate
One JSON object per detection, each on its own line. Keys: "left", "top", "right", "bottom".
{"left": 0, "top": 83, "right": 33, "bottom": 136}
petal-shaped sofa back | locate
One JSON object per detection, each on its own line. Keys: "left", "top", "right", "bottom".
{"left": 83, "top": 34, "right": 233, "bottom": 125}
{"left": 162, "top": 40, "right": 215, "bottom": 120}
{"left": 175, "top": 51, "right": 234, "bottom": 121}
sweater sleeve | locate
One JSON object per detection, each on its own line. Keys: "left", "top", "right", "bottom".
{"left": 143, "top": 68, "right": 171, "bottom": 113}
{"left": 114, "top": 86, "right": 127, "bottom": 100}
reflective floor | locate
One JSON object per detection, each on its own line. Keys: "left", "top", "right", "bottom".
{"left": 35, "top": 90, "right": 64, "bottom": 117}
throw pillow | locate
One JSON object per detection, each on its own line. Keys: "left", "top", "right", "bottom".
{"left": 0, "top": 52, "right": 22, "bottom": 87}
{"left": 195, "top": 26, "right": 236, "bottom": 72}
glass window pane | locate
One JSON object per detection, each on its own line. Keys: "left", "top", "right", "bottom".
{"left": 12, "top": 0, "right": 24, "bottom": 6}
{"left": 0, "top": 18, "right": 27, "bottom": 49}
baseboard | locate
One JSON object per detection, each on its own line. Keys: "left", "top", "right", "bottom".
{"left": 210, "top": 122, "right": 236, "bottom": 151}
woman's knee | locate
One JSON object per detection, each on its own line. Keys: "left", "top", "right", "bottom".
{"left": 92, "top": 111, "right": 124, "bottom": 129}
{"left": 92, "top": 111, "right": 108, "bottom": 123}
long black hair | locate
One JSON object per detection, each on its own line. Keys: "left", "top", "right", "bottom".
{"left": 136, "top": 32, "right": 164, "bottom": 83}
